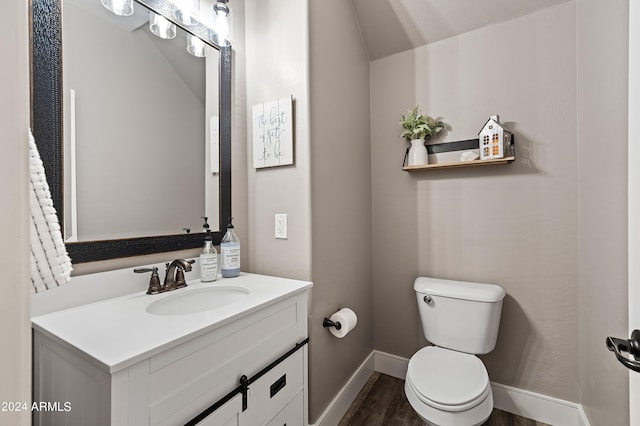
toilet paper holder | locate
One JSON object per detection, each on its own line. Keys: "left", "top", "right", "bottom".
{"left": 322, "top": 317, "right": 342, "bottom": 330}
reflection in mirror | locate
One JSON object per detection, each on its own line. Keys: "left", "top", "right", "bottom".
{"left": 30, "top": 0, "right": 232, "bottom": 263}
{"left": 62, "top": 0, "right": 219, "bottom": 242}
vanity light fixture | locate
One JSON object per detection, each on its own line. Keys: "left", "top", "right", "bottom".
{"left": 103, "top": 0, "right": 231, "bottom": 51}
{"left": 149, "top": 12, "right": 177, "bottom": 39}
{"left": 101, "top": 0, "right": 134, "bottom": 16}
{"left": 187, "top": 34, "right": 206, "bottom": 57}
{"left": 212, "top": 0, "right": 231, "bottom": 46}
{"left": 173, "top": 0, "right": 199, "bottom": 26}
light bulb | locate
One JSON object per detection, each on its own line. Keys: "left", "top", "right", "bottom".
{"left": 173, "top": 0, "right": 198, "bottom": 26}
{"left": 213, "top": 1, "right": 231, "bottom": 47}
{"left": 149, "top": 12, "right": 176, "bottom": 39}
{"left": 101, "top": 0, "right": 134, "bottom": 16}
{"left": 187, "top": 35, "right": 206, "bottom": 57}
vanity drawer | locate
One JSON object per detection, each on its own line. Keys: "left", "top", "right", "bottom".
{"left": 265, "top": 391, "right": 304, "bottom": 426}
{"left": 198, "top": 394, "right": 243, "bottom": 426}
{"left": 246, "top": 349, "right": 304, "bottom": 425}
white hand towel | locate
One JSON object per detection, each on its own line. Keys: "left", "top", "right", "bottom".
{"left": 29, "top": 131, "right": 72, "bottom": 293}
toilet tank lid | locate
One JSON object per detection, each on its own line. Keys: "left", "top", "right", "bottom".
{"left": 414, "top": 277, "right": 505, "bottom": 302}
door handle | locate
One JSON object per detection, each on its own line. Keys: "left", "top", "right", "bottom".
{"left": 606, "top": 330, "right": 640, "bottom": 373}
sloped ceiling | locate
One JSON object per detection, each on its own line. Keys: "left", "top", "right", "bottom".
{"left": 351, "top": 0, "right": 572, "bottom": 60}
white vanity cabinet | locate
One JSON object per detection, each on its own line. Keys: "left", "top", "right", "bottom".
{"left": 32, "top": 275, "right": 311, "bottom": 426}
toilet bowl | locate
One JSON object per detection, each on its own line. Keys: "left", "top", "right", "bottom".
{"left": 405, "top": 277, "right": 505, "bottom": 426}
{"left": 404, "top": 346, "right": 493, "bottom": 426}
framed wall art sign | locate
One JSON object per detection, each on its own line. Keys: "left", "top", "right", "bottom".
{"left": 252, "top": 96, "right": 293, "bottom": 169}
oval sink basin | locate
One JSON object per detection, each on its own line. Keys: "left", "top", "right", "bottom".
{"left": 146, "top": 286, "right": 250, "bottom": 316}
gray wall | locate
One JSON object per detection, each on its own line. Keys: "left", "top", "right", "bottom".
{"left": 308, "top": 0, "right": 373, "bottom": 422}
{"left": 577, "top": 0, "right": 630, "bottom": 424}
{"left": 244, "top": 0, "right": 312, "bottom": 281}
{"left": 371, "top": 3, "right": 581, "bottom": 401}
{"left": 244, "top": 0, "right": 373, "bottom": 422}
{"left": 0, "top": 0, "right": 31, "bottom": 424}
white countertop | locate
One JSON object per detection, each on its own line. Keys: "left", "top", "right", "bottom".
{"left": 32, "top": 273, "right": 312, "bottom": 374}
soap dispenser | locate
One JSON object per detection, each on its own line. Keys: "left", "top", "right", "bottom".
{"left": 221, "top": 217, "right": 240, "bottom": 278}
{"left": 199, "top": 217, "right": 218, "bottom": 282}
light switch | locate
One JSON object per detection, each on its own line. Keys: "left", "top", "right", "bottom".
{"left": 275, "top": 214, "right": 288, "bottom": 239}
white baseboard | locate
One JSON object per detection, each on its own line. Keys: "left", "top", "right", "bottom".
{"left": 310, "top": 352, "right": 375, "bottom": 426}
{"left": 577, "top": 405, "right": 591, "bottom": 426}
{"left": 312, "top": 350, "right": 590, "bottom": 426}
{"left": 372, "top": 350, "right": 409, "bottom": 379}
{"left": 492, "top": 382, "right": 590, "bottom": 426}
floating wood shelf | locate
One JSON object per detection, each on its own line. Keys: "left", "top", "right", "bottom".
{"left": 402, "top": 156, "right": 515, "bottom": 172}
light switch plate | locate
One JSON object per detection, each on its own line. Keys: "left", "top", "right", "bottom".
{"left": 275, "top": 214, "right": 288, "bottom": 239}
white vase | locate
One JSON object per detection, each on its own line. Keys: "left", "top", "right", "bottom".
{"left": 407, "top": 139, "right": 428, "bottom": 166}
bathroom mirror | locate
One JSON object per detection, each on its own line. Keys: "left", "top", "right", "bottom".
{"left": 31, "top": 0, "right": 232, "bottom": 263}
{"left": 62, "top": 0, "right": 217, "bottom": 242}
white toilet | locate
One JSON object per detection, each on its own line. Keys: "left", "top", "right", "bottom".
{"left": 405, "top": 277, "right": 505, "bottom": 426}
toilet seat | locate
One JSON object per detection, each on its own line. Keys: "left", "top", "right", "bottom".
{"left": 406, "top": 346, "right": 490, "bottom": 412}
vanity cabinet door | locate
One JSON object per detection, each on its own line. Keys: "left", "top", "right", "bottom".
{"left": 197, "top": 394, "right": 244, "bottom": 426}
{"left": 245, "top": 349, "right": 304, "bottom": 425}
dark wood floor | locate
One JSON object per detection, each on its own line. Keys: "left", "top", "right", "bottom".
{"left": 339, "top": 372, "right": 550, "bottom": 426}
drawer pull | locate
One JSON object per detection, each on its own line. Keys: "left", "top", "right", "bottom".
{"left": 270, "top": 374, "right": 287, "bottom": 398}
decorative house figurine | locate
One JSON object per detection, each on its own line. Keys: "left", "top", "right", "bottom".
{"left": 478, "top": 115, "right": 514, "bottom": 160}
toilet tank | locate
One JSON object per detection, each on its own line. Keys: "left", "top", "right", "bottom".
{"left": 414, "top": 277, "right": 505, "bottom": 354}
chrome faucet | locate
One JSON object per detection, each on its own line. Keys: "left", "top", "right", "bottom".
{"left": 134, "top": 259, "right": 194, "bottom": 295}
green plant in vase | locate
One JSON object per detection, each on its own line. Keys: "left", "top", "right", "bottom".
{"left": 400, "top": 105, "right": 445, "bottom": 141}
{"left": 399, "top": 105, "right": 445, "bottom": 166}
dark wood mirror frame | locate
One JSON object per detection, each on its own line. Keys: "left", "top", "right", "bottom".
{"left": 30, "top": 0, "right": 232, "bottom": 263}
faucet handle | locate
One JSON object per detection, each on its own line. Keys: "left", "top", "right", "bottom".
{"left": 174, "top": 260, "right": 195, "bottom": 286}
{"left": 175, "top": 268, "right": 186, "bottom": 285}
{"left": 134, "top": 266, "right": 162, "bottom": 295}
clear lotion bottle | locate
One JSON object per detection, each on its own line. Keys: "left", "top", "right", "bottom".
{"left": 221, "top": 217, "right": 240, "bottom": 278}
{"left": 199, "top": 217, "right": 218, "bottom": 282}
